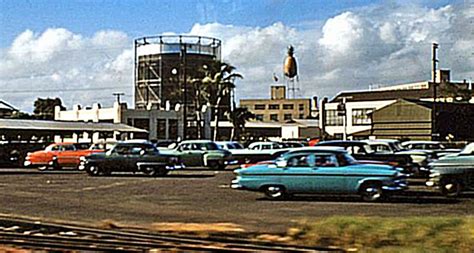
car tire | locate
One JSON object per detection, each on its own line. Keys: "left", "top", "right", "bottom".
{"left": 263, "top": 185, "right": 288, "bottom": 200}
{"left": 440, "top": 178, "right": 462, "bottom": 198}
{"left": 143, "top": 167, "right": 157, "bottom": 177}
{"left": 156, "top": 167, "right": 169, "bottom": 176}
{"left": 87, "top": 165, "right": 101, "bottom": 176}
{"left": 38, "top": 166, "right": 48, "bottom": 171}
{"left": 359, "top": 183, "right": 384, "bottom": 202}
{"left": 208, "top": 160, "right": 220, "bottom": 170}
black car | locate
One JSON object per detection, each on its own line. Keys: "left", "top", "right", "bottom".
{"left": 79, "top": 141, "right": 183, "bottom": 176}
{"left": 316, "top": 140, "right": 416, "bottom": 175}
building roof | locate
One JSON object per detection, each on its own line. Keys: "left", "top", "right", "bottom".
{"left": 0, "top": 100, "right": 18, "bottom": 111}
{"left": 0, "top": 119, "right": 148, "bottom": 133}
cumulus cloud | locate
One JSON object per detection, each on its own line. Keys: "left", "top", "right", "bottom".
{"left": 0, "top": 28, "right": 132, "bottom": 111}
{"left": 0, "top": 2, "right": 472, "bottom": 112}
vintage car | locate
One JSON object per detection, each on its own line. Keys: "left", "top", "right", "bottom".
{"left": 79, "top": 141, "right": 182, "bottom": 176}
{"left": 315, "top": 140, "right": 416, "bottom": 175}
{"left": 24, "top": 142, "right": 103, "bottom": 170}
{"left": 160, "top": 140, "right": 235, "bottom": 170}
{"left": 363, "top": 139, "right": 433, "bottom": 176}
{"left": 426, "top": 143, "right": 474, "bottom": 197}
{"left": 231, "top": 148, "right": 408, "bottom": 202}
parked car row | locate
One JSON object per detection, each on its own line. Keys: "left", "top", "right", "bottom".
{"left": 19, "top": 138, "right": 473, "bottom": 199}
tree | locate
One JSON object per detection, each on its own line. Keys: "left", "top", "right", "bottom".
{"left": 33, "top": 97, "right": 65, "bottom": 120}
{"left": 227, "top": 106, "right": 255, "bottom": 141}
{"left": 189, "top": 77, "right": 210, "bottom": 139}
{"left": 201, "top": 62, "right": 243, "bottom": 141}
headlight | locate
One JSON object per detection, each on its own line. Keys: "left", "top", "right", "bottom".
{"left": 80, "top": 156, "right": 86, "bottom": 162}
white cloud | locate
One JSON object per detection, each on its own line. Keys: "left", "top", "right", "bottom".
{"left": 1, "top": 3, "right": 472, "bottom": 113}
{"left": 0, "top": 28, "right": 132, "bottom": 112}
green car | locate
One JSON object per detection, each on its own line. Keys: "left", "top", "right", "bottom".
{"left": 161, "top": 140, "right": 235, "bottom": 170}
{"left": 426, "top": 143, "right": 474, "bottom": 197}
{"left": 231, "top": 148, "right": 408, "bottom": 201}
{"left": 79, "top": 141, "right": 183, "bottom": 176}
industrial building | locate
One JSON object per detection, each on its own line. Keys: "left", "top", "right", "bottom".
{"left": 320, "top": 69, "right": 474, "bottom": 141}
{"left": 240, "top": 86, "right": 316, "bottom": 123}
{"left": 134, "top": 35, "right": 226, "bottom": 139}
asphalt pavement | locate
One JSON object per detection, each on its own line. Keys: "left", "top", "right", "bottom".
{"left": 0, "top": 167, "right": 473, "bottom": 235}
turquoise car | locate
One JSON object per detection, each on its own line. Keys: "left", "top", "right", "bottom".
{"left": 231, "top": 148, "right": 408, "bottom": 201}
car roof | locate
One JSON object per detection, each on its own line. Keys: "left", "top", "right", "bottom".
{"left": 288, "top": 146, "right": 347, "bottom": 154}
{"left": 402, "top": 141, "right": 441, "bottom": 145}
{"left": 318, "top": 140, "right": 368, "bottom": 145}
{"left": 180, "top": 140, "right": 215, "bottom": 144}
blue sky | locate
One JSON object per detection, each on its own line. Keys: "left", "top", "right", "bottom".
{"left": 0, "top": 0, "right": 471, "bottom": 111}
{"left": 0, "top": 0, "right": 456, "bottom": 47}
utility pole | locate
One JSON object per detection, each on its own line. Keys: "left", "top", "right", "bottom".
{"left": 432, "top": 43, "right": 439, "bottom": 140}
{"left": 113, "top": 92, "right": 125, "bottom": 104}
{"left": 180, "top": 43, "right": 187, "bottom": 140}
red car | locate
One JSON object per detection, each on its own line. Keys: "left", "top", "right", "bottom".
{"left": 24, "top": 143, "right": 104, "bottom": 170}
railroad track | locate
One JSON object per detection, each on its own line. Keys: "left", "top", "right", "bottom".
{"left": 0, "top": 215, "right": 336, "bottom": 252}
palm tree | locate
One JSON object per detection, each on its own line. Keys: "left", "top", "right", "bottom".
{"left": 227, "top": 106, "right": 255, "bottom": 141}
{"left": 201, "top": 62, "right": 243, "bottom": 141}
{"left": 189, "top": 77, "right": 210, "bottom": 139}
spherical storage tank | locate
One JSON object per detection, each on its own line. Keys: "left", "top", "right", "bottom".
{"left": 134, "top": 35, "right": 222, "bottom": 110}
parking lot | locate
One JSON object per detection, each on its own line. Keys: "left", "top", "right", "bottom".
{"left": 0, "top": 167, "right": 473, "bottom": 235}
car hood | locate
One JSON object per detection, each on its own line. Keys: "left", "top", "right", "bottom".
{"left": 429, "top": 155, "right": 474, "bottom": 171}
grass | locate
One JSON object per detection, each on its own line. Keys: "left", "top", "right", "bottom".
{"left": 286, "top": 216, "right": 474, "bottom": 252}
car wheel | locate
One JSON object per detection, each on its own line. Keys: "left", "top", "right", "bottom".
{"left": 87, "top": 165, "right": 101, "bottom": 176}
{"left": 208, "top": 161, "right": 220, "bottom": 170}
{"left": 143, "top": 167, "right": 157, "bottom": 177}
{"left": 156, "top": 167, "right": 169, "bottom": 176}
{"left": 440, "top": 179, "right": 461, "bottom": 198}
{"left": 263, "top": 185, "right": 287, "bottom": 200}
{"left": 38, "top": 166, "right": 48, "bottom": 171}
{"left": 360, "top": 183, "right": 384, "bottom": 202}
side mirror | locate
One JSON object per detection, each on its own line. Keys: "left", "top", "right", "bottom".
{"left": 275, "top": 160, "right": 287, "bottom": 168}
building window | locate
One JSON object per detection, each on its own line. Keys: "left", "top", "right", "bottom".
{"left": 157, "top": 119, "right": 167, "bottom": 139}
{"left": 255, "top": 114, "right": 264, "bottom": 121}
{"left": 299, "top": 104, "right": 305, "bottom": 111}
{"left": 134, "top": 118, "right": 150, "bottom": 131}
{"left": 270, "top": 114, "right": 278, "bottom": 121}
{"left": 352, "top": 108, "right": 374, "bottom": 125}
{"left": 284, "top": 114, "right": 292, "bottom": 120}
{"left": 269, "top": 104, "right": 280, "bottom": 110}
{"left": 254, "top": 104, "right": 266, "bottom": 110}
{"left": 169, "top": 119, "right": 178, "bottom": 139}
{"left": 325, "top": 110, "right": 343, "bottom": 126}
{"left": 283, "top": 104, "right": 294, "bottom": 110}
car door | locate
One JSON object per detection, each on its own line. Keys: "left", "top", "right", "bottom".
{"left": 104, "top": 145, "right": 131, "bottom": 171}
{"left": 58, "top": 144, "right": 77, "bottom": 166}
{"left": 279, "top": 153, "right": 318, "bottom": 193}
{"left": 178, "top": 143, "right": 202, "bottom": 167}
{"left": 310, "top": 153, "right": 348, "bottom": 193}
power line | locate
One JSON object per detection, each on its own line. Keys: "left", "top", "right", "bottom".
{"left": 0, "top": 86, "right": 131, "bottom": 94}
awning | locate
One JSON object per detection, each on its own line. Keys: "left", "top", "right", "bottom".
{"left": 0, "top": 118, "right": 147, "bottom": 133}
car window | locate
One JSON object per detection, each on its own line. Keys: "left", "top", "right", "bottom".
{"left": 251, "top": 145, "right": 260, "bottom": 150}
{"left": 371, "top": 144, "right": 391, "bottom": 153}
{"left": 63, "top": 145, "right": 76, "bottom": 151}
{"left": 50, "top": 145, "right": 61, "bottom": 151}
{"left": 262, "top": 144, "right": 271, "bottom": 150}
{"left": 114, "top": 145, "right": 130, "bottom": 155}
{"left": 287, "top": 154, "right": 312, "bottom": 167}
{"left": 315, "top": 154, "right": 338, "bottom": 167}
